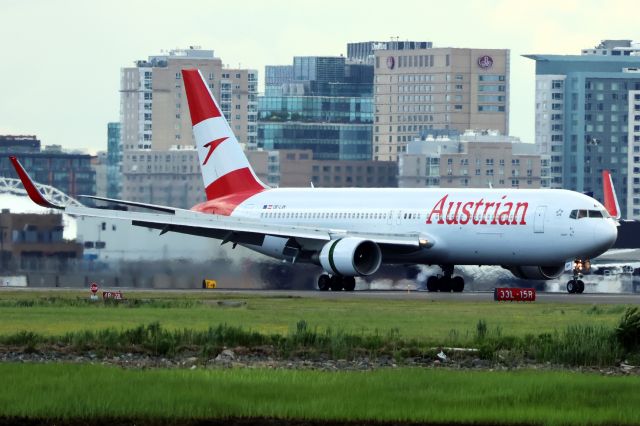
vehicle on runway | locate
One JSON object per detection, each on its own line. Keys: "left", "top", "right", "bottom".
{"left": 9, "top": 69, "right": 619, "bottom": 294}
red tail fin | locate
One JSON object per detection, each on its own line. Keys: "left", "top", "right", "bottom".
{"left": 181, "top": 69, "right": 267, "bottom": 203}
{"left": 602, "top": 170, "right": 620, "bottom": 219}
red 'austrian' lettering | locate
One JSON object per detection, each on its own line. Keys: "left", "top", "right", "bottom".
{"left": 425, "top": 194, "right": 528, "bottom": 225}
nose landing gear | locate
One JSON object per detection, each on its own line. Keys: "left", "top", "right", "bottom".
{"left": 426, "top": 265, "right": 465, "bottom": 292}
{"left": 567, "top": 259, "right": 590, "bottom": 294}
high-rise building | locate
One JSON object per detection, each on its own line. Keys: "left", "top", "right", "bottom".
{"left": 265, "top": 65, "right": 294, "bottom": 95}
{"left": 347, "top": 41, "right": 433, "bottom": 64}
{"left": 293, "top": 56, "right": 345, "bottom": 82}
{"left": 0, "top": 135, "right": 95, "bottom": 199}
{"left": 525, "top": 41, "right": 640, "bottom": 218}
{"left": 106, "top": 122, "right": 121, "bottom": 199}
{"left": 258, "top": 55, "right": 374, "bottom": 163}
{"left": 120, "top": 48, "right": 258, "bottom": 208}
{"left": 628, "top": 90, "right": 640, "bottom": 218}
{"left": 373, "top": 47, "right": 510, "bottom": 161}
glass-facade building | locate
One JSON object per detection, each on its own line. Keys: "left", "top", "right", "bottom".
{"left": 293, "top": 57, "right": 345, "bottom": 83}
{"left": 259, "top": 96, "right": 372, "bottom": 124}
{"left": 259, "top": 123, "right": 372, "bottom": 161}
{"left": 525, "top": 54, "right": 640, "bottom": 218}
{"left": 260, "top": 56, "right": 374, "bottom": 161}
{"left": 107, "top": 122, "right": 122, "bottom": 199}
{"left": 265, "top": 65, "right": 293, "bottom": 86}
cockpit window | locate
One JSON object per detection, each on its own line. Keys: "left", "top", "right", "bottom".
{"left": 569, "top": 209, "right": 608, "bottom": 219}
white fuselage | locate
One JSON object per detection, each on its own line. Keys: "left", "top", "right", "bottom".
{"left": 231, "top": 187, "right": 618, "bottom": 267}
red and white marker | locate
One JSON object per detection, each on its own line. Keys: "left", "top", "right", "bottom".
{"left": 90, "top": 283, "right": 99, "bottom": 294}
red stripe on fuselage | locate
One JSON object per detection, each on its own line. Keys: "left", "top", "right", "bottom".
{"left": 191, "top": 167, "right": 266, "bottom": 215}
{"left": 182, "top": 69, "right": 221, "bottom": 126}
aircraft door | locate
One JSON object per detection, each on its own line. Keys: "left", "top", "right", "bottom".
{"left": 534, "top": 206, "right": 546, "bottom": 233}
{"left": 387, "top": 210, "right": 393, "bottom": 225}
{"left": 396, "top": 210, "right": 403, "bottom": 225}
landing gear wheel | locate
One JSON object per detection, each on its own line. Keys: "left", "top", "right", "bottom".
{"left": 452, "top": 276, "right": 465, "bottom": 293}
{"left": 343, "top": 277, "right": 356, "bottom": 292}
{"left": 576, "top": 280, "right": 585, "bottom": 294}
{"left": 330, "top": 275, "right": 343, "bottom": 291}
{"left": 318, "top": 274, "right": 331, "bottom": 291}
{"left": 426, "top": 276, "right": 438, "bottom": 292}
{"left": 439, "top": 278, "right": 452, "bottom": 293}
{"left": 566, "top": 280, "right": 577, "bottom": 294}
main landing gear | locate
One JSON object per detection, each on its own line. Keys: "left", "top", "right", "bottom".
{"left": 567, "top": 259, "right": 590, "bottom": 294}
{"left": 317, "top": 274, "right": 356, "bottom": 292}
{"left": 426, "top": 265, "right": 465, "bottom": 292}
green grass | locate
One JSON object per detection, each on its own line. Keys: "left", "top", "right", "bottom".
{"left": 0, "top": 318, "right": 633, "bottom": 367}
{"left": 0, "top": 290, "right": 628, "bottom": 342}
{"left": 1, "top": 363, "right": 639, "bottom": 425}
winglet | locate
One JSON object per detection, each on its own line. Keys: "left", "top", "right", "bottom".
{"left": 9, "top": 156, "right": 63, "bottom": 209}
{"left": 602, "top": 170, "right": 621, "bottom": 220}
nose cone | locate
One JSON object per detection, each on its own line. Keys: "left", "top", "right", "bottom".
{"left": 591, "top": 219, "right": 618, "bottom": 257}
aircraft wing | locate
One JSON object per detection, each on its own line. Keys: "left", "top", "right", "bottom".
{"left": 9, "top": 156, "right": 429, "bottom": 249}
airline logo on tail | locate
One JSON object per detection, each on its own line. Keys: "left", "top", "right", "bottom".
{"left": 182, "top": 69, "right": 267, "bottom": 212}
{"left": 202, "top": 137, "right": 229, "bottom": 165}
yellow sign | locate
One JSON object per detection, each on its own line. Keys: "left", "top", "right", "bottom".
{"left": 203, "top": 279, "right": 217, "bottom": 289}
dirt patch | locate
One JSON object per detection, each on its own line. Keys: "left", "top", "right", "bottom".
{"left": 0, "top": 347, "right": 637, "bottom": 376}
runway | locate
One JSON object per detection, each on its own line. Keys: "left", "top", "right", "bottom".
{"left": 3, "top": 286, "right": 640, "bottom": 304}
{"left": 209, "top": 289, "right": 640, "bottom": 304}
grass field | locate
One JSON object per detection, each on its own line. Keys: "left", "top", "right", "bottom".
{"left": 1, "top": 363, "right": 639, "bottom": 425}
{"left": 0, "top": 290, "right": 629, "bottom": 342}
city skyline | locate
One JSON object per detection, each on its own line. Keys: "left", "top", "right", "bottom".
{"left": 0, "top": 0, "right": 637, "bottom": 153}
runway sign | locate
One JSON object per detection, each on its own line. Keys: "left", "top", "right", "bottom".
{"left": 90, "top": 283, "right": 99, "bottom": 294}
{"left": 494, "top": 288, "right": 536, "bottom": 302}
{"left": 102, "top": 291, "right": 124, "bottom": 300}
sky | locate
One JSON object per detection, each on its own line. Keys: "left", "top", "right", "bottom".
{"left": 0, "top": 0, "right": 637, "bottom": 154}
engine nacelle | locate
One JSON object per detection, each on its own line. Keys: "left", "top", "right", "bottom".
{"left": 506, "top": 264, "right": 565, "bottom": 280}
{"left": 319, "top": 238, "right": 382, "bottom": 277}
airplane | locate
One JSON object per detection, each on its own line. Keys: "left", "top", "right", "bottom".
{"left": 9, "top": 69, "right": 619, "bottom": 294}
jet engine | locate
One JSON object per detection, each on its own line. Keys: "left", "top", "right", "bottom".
{"left": 506, "top": 264, "right": 565, "bottom": 280}
{"left": 319, "top": 238, "right": 382, "bottom": 277}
